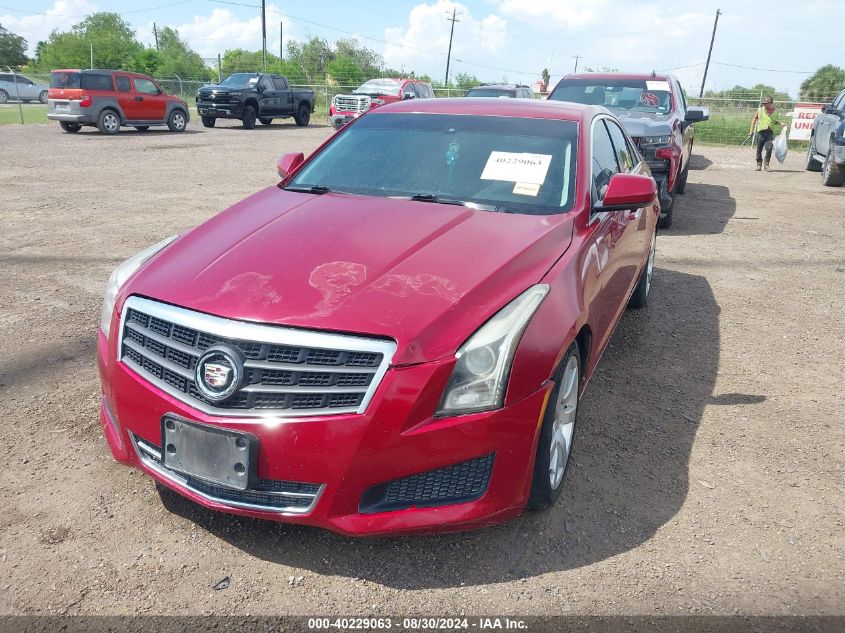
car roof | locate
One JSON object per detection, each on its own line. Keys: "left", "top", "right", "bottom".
{"left": 375, "top": 97, "right": 602, "bottom": 123}
{"left": 471, "top": 84, "right": 527, "bottom": 90}
{"left": 564, "top": 72, "right": 674, "bottom": 82}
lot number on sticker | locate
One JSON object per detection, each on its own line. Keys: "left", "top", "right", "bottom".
{"left": 513, "top": 182, "right": 540, "bottom": 196}
{"left": 481, "top": 152, "right": 552, "bottom": 185}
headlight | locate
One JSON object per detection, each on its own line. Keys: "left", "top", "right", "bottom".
{"left": 99, "top": 235, "right": 178, "bottom": 339}
{"left": 641, "top": 135, "right": 671, "bottom": 145}
{"left": 436, "top": 285, "right": 549, "bottom": 416}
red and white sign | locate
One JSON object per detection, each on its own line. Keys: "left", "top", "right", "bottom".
{"left": 789, "top": 103, "right": 823, "bottom": 141}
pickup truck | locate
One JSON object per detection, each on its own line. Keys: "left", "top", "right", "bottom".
{"left": 329, "top": 78, "right": 434, "bottom": 129}
{"left": 806, "top": 88, "right": 845, "bottom": 187}
{"left": 549, "top": 73, "right": 708, "bottom": 229}
{"left": 197, "top": 73, "right": 314, "bottom": 129}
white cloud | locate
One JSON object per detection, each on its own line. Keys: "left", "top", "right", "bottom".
{"left": 0, "top": 0, "right": 98, "bottom": 54}
{"left": 495, "top": 0, "right": 607, "bottom": 29}
{"left": 382, "top": 1, "right": 508, "bottom": 77}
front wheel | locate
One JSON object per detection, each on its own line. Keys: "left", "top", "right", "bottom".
{"left": 294, "top": 103, "right": 311, "bottom": 127}
{"left": 0, "top": 90, "right": 8, "bottom": 104}
{"left": 657, "top": 196, "right": 674, "bottom": 229}
{"left": 527, "top": 343, "right": 581, "bottom": 511}
{"left": 805, "top": 137, "right": 823, "bottom": 172}
{"left": 821, "top": 146, "right": 844, "bottom": 187}
{"left": 167, "top": 109, "right": 187, "bottom": 132}
{"left": 242, "top": 106, "right": 257, "bottom": 129}
{"left": 59, "top": 121, "right": 81, "bottom": 133}
{"left": 39, "top": 91, "right": 48, "bottom": 104}
{"left": 259, "top": 117, "right": 273, "bottom": 125}
{"left": 201, "top": 116, "right": 216, "bottom": 128}
{"left": 97, "top": 109, "right": 120, "bottom": 135}
{"left": 628, "top": 230, "right": 656, "bottom": 309}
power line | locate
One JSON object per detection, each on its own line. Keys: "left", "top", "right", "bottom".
{"left": 712, "top": 61, "right": 815, "bottom": 74}
{"left": 0, "top": 0, "right": 192, "bottom": 17}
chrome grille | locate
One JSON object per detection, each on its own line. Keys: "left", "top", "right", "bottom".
{"left": 118, "top": 296, "right": 395, "bottom": 417}
{"left": 334, "top": 94, "right": 370, "bottom": 113}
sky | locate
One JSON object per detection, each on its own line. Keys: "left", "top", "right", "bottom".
{"left": 0, "top": 0, "right": 840, "bottom": 97}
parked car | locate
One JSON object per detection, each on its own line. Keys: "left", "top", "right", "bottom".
{"left": 806, "top": 88, "right": 845, "bottom": 187}
{"left": 47, "top": 69, "right": 190, "bottom": 135}
{"left": 96, "top": 98, "right": 659, "bottom": 536}
{"left": 465, "top": 83, "right": 535, "bottom": 99}
{"left": 0, "top": 73, "right": 49, "bottom": 104}
{"left": 329, "top": 77, "right": 434, "bottom": 129}
{"left": 196, "top": 73, "right": 314, "bottom": 129}
{"left": 549, "top": 73, "right": 708, "bottom": 228}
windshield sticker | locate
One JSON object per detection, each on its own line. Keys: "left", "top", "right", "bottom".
{"left": 640, "top": 92, "right": 661, "bottom": 107}
{"left": 445, "top": 142, "right": 460, "bottom": 167}
{"left": 513, "top": 182, "right": 540, "bottom": 197}
{"left": 481, "top": 152, "right": 552, "bottom": 185}
{"left": 646, "top": 80, "right": 670, "bottom": 92}
{"left": 248, "top": 77, "right": 259, "bottom": 84}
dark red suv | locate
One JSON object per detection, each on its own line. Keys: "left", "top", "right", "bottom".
{"left": 47, "top": 69, "right": 190, "bottom": 135}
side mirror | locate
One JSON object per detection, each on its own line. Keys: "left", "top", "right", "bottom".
{"left": 595, "top": 173, "right": 657, "bottom": 212}
{"left": 277, "top": 152, "right": 304, "bottom": 179}
{"left": 685, "top": 107, "right": 709, "bottom": 123}
{"left": 823, "top": 105, "right": 840, "bottom": 115}
{"left": 403, "top": 91, "right": 416, "bottom": 100}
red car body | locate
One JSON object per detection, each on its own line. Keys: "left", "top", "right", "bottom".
{"left": 329, "top": 78, "right": 433, "bottom": 129}
{"left": 97, "top": 98, "right": 659, "bottom": 536}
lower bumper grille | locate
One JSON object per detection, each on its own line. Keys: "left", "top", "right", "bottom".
{"left": 359, "top": 453, "right": 494, "bottom": 513}
{"left": 131, "top": 433, "right": 323, "bottom": 513}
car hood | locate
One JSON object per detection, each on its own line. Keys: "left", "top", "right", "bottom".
{"left": 124, "top": 187, "right": 574, "bottom": 365}
{"left": 198, "top": 85, "right": 253, "bottom": 95}
{"left": 612, "top": 111, "right": 673, "bottom": 138}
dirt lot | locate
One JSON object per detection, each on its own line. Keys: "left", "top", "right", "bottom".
{"left": 0, "top": 119, "right": 843, "bottom": 620}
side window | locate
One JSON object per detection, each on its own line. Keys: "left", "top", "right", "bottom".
{"left": 605, "top": 120, "right": 635, "bottom": 172}
{"left": 272, "top": 76, "right": 288, "bottom": 90}
{"left": 835, "top": 91, "right": 845, "bottom": 110}
{"left": 258, "top": 76, "right": 274, "bottom": 91}
{"left": 83, "top": 74, "right": 115, "bottom": 91}
{"left": 115, "top": 76, "right": 131, "bottom": 93}
{"left": 0, "top": 74, "right": 11, "bottom": 82}
{"left": 403, "top": 83, "right": 420, "bottom": 97}
{"left": 592, "top": 119, "right": 621, "bottom": 200}
{"left": 419, "top": 83, "right": 433, "bottom": 98}
{"left": 133, "top": 78, "right": 160, "bottom": 95}
{"left": 676, "top": 81, "right": 687, "bottom": 112}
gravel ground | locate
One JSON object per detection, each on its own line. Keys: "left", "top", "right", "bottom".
{"left": 0, "top": 120, "right": 843, "bottom": 619}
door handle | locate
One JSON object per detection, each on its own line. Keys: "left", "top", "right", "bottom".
{"left": 134, "top": 96, "right": 143, "bottom": 101}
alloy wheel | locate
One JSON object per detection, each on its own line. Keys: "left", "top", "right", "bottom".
{"left": 549, "top": 354, "right": 579, "bottom": 490}
{"left": 103, "top": 113, "right": 118, "bottom": 131}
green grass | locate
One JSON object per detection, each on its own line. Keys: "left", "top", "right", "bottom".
{"left": 0, "top": 104, "right": 49, "bottom": 125}
{"left": 695, "top": 113, "right": 809, "bottom": 150}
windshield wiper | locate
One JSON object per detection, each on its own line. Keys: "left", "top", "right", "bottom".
{"left": 283, "top": 185, "right": 332, "bottom": 194}
{"left": 400, "top": 194, "right": 500, "bottom": 212}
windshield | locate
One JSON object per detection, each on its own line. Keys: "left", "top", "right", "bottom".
{"left": 466, "top": 88, "right": 516, "bottom": 98}
{"left": 50, "top": 71, "right": 81, "bottom": 89}
{"left": 550, "top": 78, "right": 674, "bottom": 115}
{"left": 354, "top": 79, "right": 402, "bottom": 95}
{"left": 288, "top": 113, "right": 578, "bottom": 216}
{"left": 220, "top": 73, "right": 259, "bottom": 87}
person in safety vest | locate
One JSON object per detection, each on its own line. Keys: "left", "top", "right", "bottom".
{"left": 749, "top": 96, "right": 786, "bottom": 171}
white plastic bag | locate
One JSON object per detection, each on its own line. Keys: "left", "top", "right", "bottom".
{"left": 774, "top": 127, "right": 788, "bottom": 164}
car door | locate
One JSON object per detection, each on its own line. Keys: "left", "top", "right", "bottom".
{"left": 256, "top": 76, "right": 277, "bottom": 115}
{"left": 131, "top": 77, "right": 167, "bottom": 121}
{"left": 272, "top": 76, "right": 293, "bottom": 114}
{"left": 113, "top": 74, "right": 138, "bottom": 119}
{"left": 674, "top": 80, "right": 694, "bottom": 170}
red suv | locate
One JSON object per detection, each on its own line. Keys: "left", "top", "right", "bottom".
{"left": 47, "top": 69, "right": 190, "bottom": 135}
{"left": 329, "top": 78, "right": 434, "bottom": 129}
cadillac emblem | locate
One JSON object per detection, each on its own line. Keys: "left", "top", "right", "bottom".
{"left": 195, "top": 345, "right": 244, "bottom": 402}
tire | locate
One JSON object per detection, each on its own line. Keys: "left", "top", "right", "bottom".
{"left": 821, "top": 145, "right": 844, "bottom": 187}
{"left": 259, "top": 117, "right": 273, "bottom": 125}
{"left": 134, "top": 126, "right": 149, "bottom": 132}
{"left": 39, "top": 91, "right": 48, "bottom": 104}
{"left": 167, "top": 109, "right": 187, "bottom": 132}
{"left": 201, "top": 116, "right": 216, "bottom": 128}
{"left": 294, "top": 103, "right": 311, "bottom": 127}
{"left": 657, "top": 196, "right": 674, "bottom": 229}
{"left": 628, "top": 230, "right": 656, "bottom": 309}
{"left": 805, "top": 136, "right": 823, "bottom": 172}
{"left": 527, "top": 342, "right": 581, "bottom": 512}
{"left": 676, "top": 157, "right": 690, "bottom": 194}
{"left": 0, "top": 90, "right": 8, "bottom": 104}
{"left": 59, "top": 121, "right": 81, "bottom": 133}
{"left": 97, "top": 109, "right": 120, "bottom": 135}
{"left": 242, "top": 106, "right": 257, "bottom": 129}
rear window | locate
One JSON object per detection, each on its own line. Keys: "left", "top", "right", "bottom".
{"left": 466, "top": 88, "right": 516, "bottom": 98}
{"left": 50, "top": 72, "right": 81, "bottom": 89}
{"left": 83, "top": 74, "right": 115, "bottom": 91}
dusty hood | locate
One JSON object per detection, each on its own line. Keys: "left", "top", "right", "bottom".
{"left": 124, "top": 187, "right": 574, "bottom": 365}
{"left": 612, "top": 110, "right": 673, "bottom": 138}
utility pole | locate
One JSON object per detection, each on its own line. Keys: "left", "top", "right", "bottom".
{"left": 699, "top": 9, "right": 721, "bottom": 97}
{"left": 217, "top": 53, "right": 222, "bottom": 83}
{"left": 573, "top": 54, "right": 581, "bottom": 73}
{"left": 153, "top": 22, "right": 159, "bottom": 51}
{"left": 280, "top": 21, "right": 283, "bottom": 61}
{"left": 261, "top": 0, "right": 267, "bottom": 70}
{"left": 90, "top": 43, "right": 93, "bottom": 69}
{"left": 444, "top": 8, "right": 460, "bottom": 87}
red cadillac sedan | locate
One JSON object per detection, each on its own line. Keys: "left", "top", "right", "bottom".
{"left": 97, "top": 98, "right": 659, "bottom": 536}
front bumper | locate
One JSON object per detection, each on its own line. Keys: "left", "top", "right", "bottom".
{"left": 330, "top": 112, "right": 362, "bottom": 129}
{"left": 197, "top": 102, "right": 243, "bottom": 119}
{"left": 97, "top": 329, "right": 550, "bottom": 536}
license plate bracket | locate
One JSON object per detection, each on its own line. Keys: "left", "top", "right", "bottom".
{"left": 161, "top": 416, "right": 257, "bottom": 491}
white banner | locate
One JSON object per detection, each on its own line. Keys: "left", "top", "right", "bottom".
{"left": 789, "top": 103, "right": 823, "bottom": 141}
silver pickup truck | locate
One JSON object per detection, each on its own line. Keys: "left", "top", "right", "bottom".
{"left": 806, "top": 88, "right": 845, "bottom": 187}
